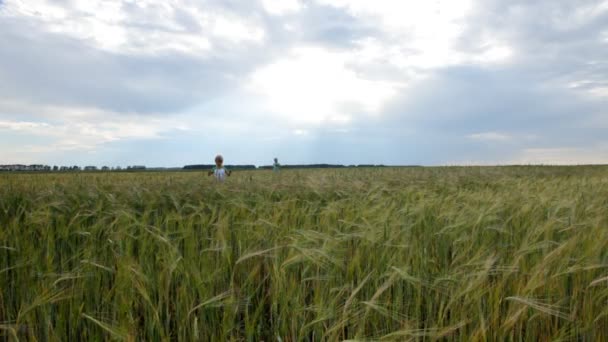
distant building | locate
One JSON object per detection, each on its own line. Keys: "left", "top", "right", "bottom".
{"left": 84, "top": 166, "right": 98, "bottom": 171}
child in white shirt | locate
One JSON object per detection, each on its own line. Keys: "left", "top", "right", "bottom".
{"left": 208, "top": 154, "right": 231, "bottom": 181}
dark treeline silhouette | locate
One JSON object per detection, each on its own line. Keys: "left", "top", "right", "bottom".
{"left": 2, "top": 164, "right": 403, "bottom": 172}
{"left": 0, "top": 164, "right": 52, "bottom": 171}
{"left": 183, "top": 164, "right": 257, "bottom": 170}
{"left": 259, "top": 164, "right": 391, "bottom": 169}
{"left": 258, "top": 164, "right": 348, "bottom": 169}
{"left": 172, "top": 164, "right": 393, "bottom": 170}
{"left": 352, "top": 164, "right": 388, "bottom": 168}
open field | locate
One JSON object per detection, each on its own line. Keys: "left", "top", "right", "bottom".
{"left": 1, "top": 166, "right": 608, "bottom": 341}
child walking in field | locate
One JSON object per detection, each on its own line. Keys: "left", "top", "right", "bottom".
{"left": 208, "top": 154, "right": 231, "bottom": 181}
{"left": 273, "top": 157, "right": 280, "bottom": 173}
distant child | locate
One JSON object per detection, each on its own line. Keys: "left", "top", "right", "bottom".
{"left": 208, "top": 154, "right": 231, "bottom": 181}
{"left": 273, "top": 157, "right": 281, "bottom": 173}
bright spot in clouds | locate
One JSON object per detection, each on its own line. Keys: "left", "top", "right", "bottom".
{"left": 248, "top": 46, "right": 399, "bottom": 125}
{"left": 261, "top": 0, "right": 303, "bottom": 15}
{"left": 318, "top": 0, "right": 476, "bottom": 69}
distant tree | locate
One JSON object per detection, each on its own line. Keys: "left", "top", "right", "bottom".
{"left": 225, "top": 165, "right": 256, "bottom": 170}
{"left": 184, "top": 164, "right": 256, "bottom": 170}
{"left": 183, "top": 164, "right": 215, "bottom": 170}
{"left": 102, "top": 166, "right": 109, "bottom": 171}
{"left": 126, "top": 165, "right": 146, "bottom": 171}
{"left": 53, "top": 165, "right": 59, "bottom": 171}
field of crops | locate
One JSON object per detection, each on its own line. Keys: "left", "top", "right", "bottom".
{"left": 1, "top": 166, "right": 608, "bottom": 341}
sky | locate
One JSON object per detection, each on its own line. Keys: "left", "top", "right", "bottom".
{"left": 1, "top": 0, "right": 607, "bottom": 167}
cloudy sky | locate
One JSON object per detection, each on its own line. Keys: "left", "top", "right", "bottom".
{"left": 1, "top": 0, "right": 607, "bottom": 166}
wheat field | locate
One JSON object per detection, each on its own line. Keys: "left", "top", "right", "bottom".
{"left": 1, "top": 166, "right": 608, "bottom": 341}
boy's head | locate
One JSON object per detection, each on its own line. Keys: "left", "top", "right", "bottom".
{"left": 274, "top": 157, "right": 278, "bottom": 163}
{"left": 215, "top": 154, "right": 223, "bottom": 167}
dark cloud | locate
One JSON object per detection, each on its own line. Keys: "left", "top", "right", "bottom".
{"left": 0, "top": 0, "right": 371, "bottom": 117}
{"left": 385, "top": 67, "right": 595, "bottom": 128}
{"left": 300, "top": 57, "right": 607, "bottom": 165}
{"left": 0, "top": 16, "right": 269, "bottom": 115}
{"left": 172, "top": 7, "right": 203, "bottom": 32}
{"left": 459, "top": 1, "right": 608, "bottom": 83}
{"left": 288, "top": 3, "right": 380, "bottom": 48}
{"left": 321, "top": 0, "right": 608, "bottom": 164}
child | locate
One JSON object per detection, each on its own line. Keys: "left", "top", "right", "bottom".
{"left": 208, "top": 154, "right": 231, "bottom": 181}
{"left": 273, "top": 157, "right": 280, "bottom": 173}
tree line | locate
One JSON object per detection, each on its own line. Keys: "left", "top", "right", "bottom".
{"left": 183, "top": 164, "right": 391, "bottom": 170}
{"left": 1, "top": 164, "right": 413, "bottom": 172}
{"left": 0, "top": 165, "right": 147, "bottom": 172}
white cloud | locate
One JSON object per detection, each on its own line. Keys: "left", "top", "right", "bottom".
{"left": 261, "top": 0, "right": 303, "bottom": 15}
{"left": 468, "top": 132, "right": 511, "bottom": 142}
{"left": 247, "top": 46, "right": 399, "bottom": 125}
{"left": 316, "top": 0, "right": 472, "bottom": 31}
{"left": 513, "top": 146, "right": 608, "bottom": 165}
{"left": 556, "top": 1, "right": 608, "bottom": 30}
{"left": 1, "top": 0, "right": 264, "bottom": 54}
{"left": 0, "top": 114, "right": 182, "bottom": 153}
{"left": 475, "top": 44, "right": 513, "bottom": 64}
{"left": 316, "top": 0, "right": 485, "bottom": 69}
{"left": 566, "top": 79, "right": 608, "bottom": 101}
{"left": 211, "top": 14, "right": 265, "bottom": 43}
{"left": 312, "top": 0, "right": 513, "bottom": 74}
{"left": 0, "top": 120, "right": 51, "bottom": 131}
{"left": 588, "top": 87, "right": 608, "bottom": 98}
{"left": 293, "top": 129, "right": 309, "bottom": 136}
